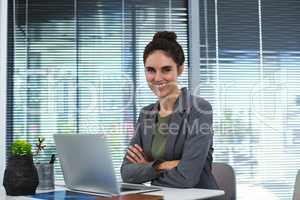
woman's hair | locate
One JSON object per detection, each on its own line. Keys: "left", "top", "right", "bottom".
{"left": 143, "top": 31, "right": 185, "bottom": 67}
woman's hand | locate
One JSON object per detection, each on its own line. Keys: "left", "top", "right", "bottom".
{"left": 126, "top": 144, "right": 149, "bottom": 164}
{"left": 155, "top": 160, "right": 180, "bottom": 171}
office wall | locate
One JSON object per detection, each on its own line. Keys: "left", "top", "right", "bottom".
{"left": 0, "top": 0, "right": 7, "bottom": 187}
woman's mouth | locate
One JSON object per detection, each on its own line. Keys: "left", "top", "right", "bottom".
{"left": 157, "top": 83, "right": 167, "bottom": 89}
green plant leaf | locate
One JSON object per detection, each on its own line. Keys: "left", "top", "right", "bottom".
{"left": 11, "top": 140, "right": 32, "bottom": 156}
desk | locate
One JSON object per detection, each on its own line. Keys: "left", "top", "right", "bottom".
{"left": 1, "top": 186, "right": 224, "bottom": 200}
{"left": 150, "top": 187, "right": 224, "bottom": 200}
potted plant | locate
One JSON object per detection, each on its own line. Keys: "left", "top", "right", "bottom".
{"left": 3, "top": 140, "right": 39, "bottom": 196}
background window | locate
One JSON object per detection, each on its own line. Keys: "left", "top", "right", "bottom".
{"left": 7, "top": 0, "right": 188, "bottom": 181}
{"left": 195, "top": 0, "right": 300, "bottom": 199}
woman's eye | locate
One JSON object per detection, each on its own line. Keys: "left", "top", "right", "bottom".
{"left": 146, "top": 68, "right": 155, "bottom": 73}
{"left": 162, "top": 68, "right": 172, "bottom": 73}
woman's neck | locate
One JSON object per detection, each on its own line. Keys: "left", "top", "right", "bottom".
{"left": 159, "top": 88, "right": 181, "bottom": 116}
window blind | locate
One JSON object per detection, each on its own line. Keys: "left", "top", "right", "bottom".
{"left": 8, "top": 0, "right": 188, "bottom": 181}
{"left": 196, "top": 0, "right": 300, "bottom": 199}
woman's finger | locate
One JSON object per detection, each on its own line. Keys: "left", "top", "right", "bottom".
{"left": 127, "top": 148, "right": 141, "bottom": 162}
{"left": 128, "top": 146, "right": 144, "bottom": 161}
{"left": 126, "top": 155, "right": 137, "bottom": 163}
{"left": 134, "top": 144, "right": 148, "bottom": 162}
{"left": 134, "top": 144, "right": 145, "bottom": 156}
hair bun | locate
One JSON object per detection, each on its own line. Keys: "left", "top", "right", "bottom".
{"left": 153, "top": 31, "right": 177, "bottom": 42}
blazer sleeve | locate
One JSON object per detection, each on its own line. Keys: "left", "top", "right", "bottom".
{"left": 120, "top": 111, "right": 160, "bottom": 184}
{"left": 151, "top": 100, "right": 213, "bottom": 188}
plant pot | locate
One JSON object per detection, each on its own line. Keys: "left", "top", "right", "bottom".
{"left": 3, "top": 155, "right": 39, "bottom": 196}
{"left": 35, "top": 163, "right": 54, "bottom": 190}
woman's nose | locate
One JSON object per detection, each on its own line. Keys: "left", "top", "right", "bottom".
{"left": 154, "top": 72, "right": 162, "bottom": 82}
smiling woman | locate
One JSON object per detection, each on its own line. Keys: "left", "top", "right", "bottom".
{"left": 120, "top": 32, "right": 221, "bottom": 199}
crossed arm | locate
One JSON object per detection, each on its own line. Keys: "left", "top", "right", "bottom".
{"left": 126, "top": 144, "right": 180, "bottom": 171}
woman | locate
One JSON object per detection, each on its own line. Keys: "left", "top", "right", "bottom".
{"left": 121, "top": 31, "right": 219, "bottom": 190}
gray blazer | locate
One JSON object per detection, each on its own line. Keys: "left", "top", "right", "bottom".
{"left": 121, "top": 88, "right": 219, "bottom": 190}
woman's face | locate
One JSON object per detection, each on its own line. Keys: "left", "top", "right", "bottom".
{"left": 144, "top": 50, "right": 183, "bottom": 98}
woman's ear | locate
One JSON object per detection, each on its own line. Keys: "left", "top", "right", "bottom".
{"left": 177, "top": 65, "right": 184, "bottom": 76}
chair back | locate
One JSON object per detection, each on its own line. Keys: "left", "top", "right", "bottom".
{"left": 293, "top": 170, "right": 300, "bottom": 200}
{"left": 212, "top": 162, "right": 236, "bottom": 200}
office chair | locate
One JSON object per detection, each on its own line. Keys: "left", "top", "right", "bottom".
{"left": 212, "top": 162, "right": 236, "bottom": 200}
{"left": 293, "top": 170, "right": 300, "bottom": 200}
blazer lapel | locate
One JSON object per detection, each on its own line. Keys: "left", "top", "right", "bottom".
{"left": 164, "top": 87, "right": 190, "bottom": 160}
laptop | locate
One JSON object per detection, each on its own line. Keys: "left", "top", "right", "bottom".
{"left": 54, "top": 134, "right": 161, "bottom": 197}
